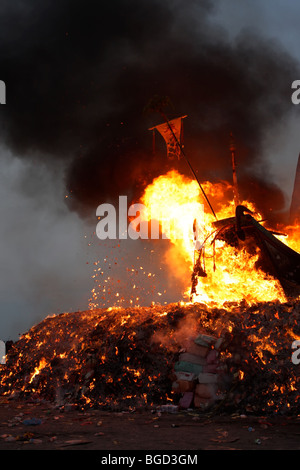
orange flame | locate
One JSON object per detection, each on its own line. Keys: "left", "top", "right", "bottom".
{"left": 140, "top": 170, "right": 291, "bottom": 305}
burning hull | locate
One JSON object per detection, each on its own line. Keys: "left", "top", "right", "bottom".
{"left": 212, "top": 205, "right": 300, "bottom": 299}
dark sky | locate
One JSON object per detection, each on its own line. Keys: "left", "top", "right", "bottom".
{"left": 0, "top": 0, "right": 299, "bottom": 213}
{"left": 0, "top": 0, "right": 300, "bottom": 339}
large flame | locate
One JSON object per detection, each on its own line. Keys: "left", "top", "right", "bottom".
{"left": 140, "top": 170, "right": 292, "bottom": 305}
{"left": 2, "top": 170, "right": 300, "bottom": 412}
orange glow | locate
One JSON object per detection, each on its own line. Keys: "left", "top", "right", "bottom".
{"left": 29, "top": 357, "right": 48, "bottom": 383}
{"left": 140, "top": 170, "right": 293, "bottom": 305}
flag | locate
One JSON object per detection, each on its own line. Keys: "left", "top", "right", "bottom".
{"left": 150, "top": 115, "right": 187, "bottom": 160}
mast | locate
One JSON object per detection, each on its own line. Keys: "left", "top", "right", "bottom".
{"left": 229, "top": 133, "right": 240, "bottom": 208}
{"left": 290, "top": 153, "right": 300, "bottom": 223}
{"left": 145, "top": 95, "right": 217, "bottom": 220}
{"left": 150, "top": 111, "right": 218, "bottom": 220}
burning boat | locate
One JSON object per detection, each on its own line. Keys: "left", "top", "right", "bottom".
{"left": 148, "top": 107, "right": 300, "bottom": 302}
{"left": 191, "top": 204, "right": 300, "bottom": 302}
{"left": 1, "top": 107, "right": 300, "bottom": 415}
{"left": 206, "top": 205, "right": 300, "bottom": 300}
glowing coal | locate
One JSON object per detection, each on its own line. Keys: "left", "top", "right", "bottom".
{"left": 1, "top": 300, "right": 300, "bottom": 415}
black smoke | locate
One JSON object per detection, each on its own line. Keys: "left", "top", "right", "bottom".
{"left": 0, "top": 0, "right": 298, "bottom": 219}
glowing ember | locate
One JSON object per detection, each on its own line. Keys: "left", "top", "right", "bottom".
{"left": 1, "top": 300, "right": 300, "bottom": 415}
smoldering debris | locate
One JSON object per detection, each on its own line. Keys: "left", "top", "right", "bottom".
{"left": 1, "top": 300, "right": 300, "bottom": 415}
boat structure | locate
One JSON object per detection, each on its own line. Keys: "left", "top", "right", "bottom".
{"left": 206, "top": 205, "right": 300, "bottom": 299}
{"left": 149, "top": 109, "right": 300, "bottom": 300}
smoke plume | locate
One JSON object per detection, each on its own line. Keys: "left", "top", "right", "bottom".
{"left": 0, "top": 0, "right": 298, "bottom": 219}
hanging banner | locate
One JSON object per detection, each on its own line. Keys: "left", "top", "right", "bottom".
{"left": 149, "top": 115, "right": 187, "bottom": 159}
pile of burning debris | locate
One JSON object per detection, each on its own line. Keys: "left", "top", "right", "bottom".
{"left": 0, "top": 300, "right": 300, "bottom": 415}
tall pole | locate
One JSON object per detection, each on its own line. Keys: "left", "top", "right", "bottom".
{"left": 290, "top": 153, "right": 300, "bottom": 223}
{"left": 229, "top": 133, "right": 240, "bottom": 208}
{"left": 160, "top": 111, "right": 218, "bottom": 221}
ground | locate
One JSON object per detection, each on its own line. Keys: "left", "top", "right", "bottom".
{"left": 0, "top": 399, "right": 299, "bottom": 451}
